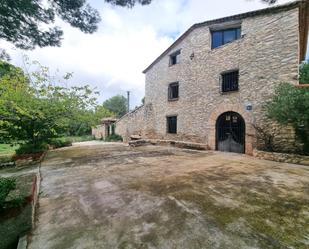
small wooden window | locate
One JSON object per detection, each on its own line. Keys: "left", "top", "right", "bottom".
{"left": 221, "top": 70, "right": 239, "bottom": 92}
{"left": 169, "top": 50, "right": 181, "bottom": 66}
{"left": 167, "top": 116, "right": 177, "bottom": 134}
{"left": 168, "top": 82, "right": 179, "bottom": 100}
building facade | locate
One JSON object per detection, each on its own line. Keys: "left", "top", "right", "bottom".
{"left": 116, "top": 1, "right": 309, "bottom": 155}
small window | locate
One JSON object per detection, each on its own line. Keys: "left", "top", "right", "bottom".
{"left": 167, "top": 116, "right": 177, "bottom": 134}
{"left": 168, "top": 82, "right": 179, "bottom": 100}
{"left": 211, "top": 27, "right": 241, "bottom": 49}
{"left": 169, "top": 50, "right": 181, "bottom": 66}
{"left": 221, "top": 70, "right": 239, "bottom": 92}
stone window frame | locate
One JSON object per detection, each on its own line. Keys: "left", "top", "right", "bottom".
{"left": 219, "top": 69, "right": 239, "bottom": 94}
{"left": 166, "top": 115, "right": 178, "bottom": 134}
{"left": 168, "top": 82, "right": 179, "bottom": 101}
{"left": 169, "top": 50, "right": 181, "bottom": 66}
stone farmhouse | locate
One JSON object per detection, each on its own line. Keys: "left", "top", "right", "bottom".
{"left": 116, "top": 1, "right": 309, "bottom": 155}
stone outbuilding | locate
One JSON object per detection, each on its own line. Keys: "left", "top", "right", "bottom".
{"left": 92, "top": 118, "right": 117, "bottom": 140}
{"left": 116, "top": 1, "right": 309, "bottom": 155}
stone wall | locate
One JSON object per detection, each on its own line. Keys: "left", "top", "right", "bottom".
{"left": 115, "top": 105, "right": 146, "bottom": 142}
{"left": 253, "top": 149, "right": 309, "bottom": 166}
{"left": 92, "top": 125, "right": 105, "bottom": 140}
{"left": 142, "top": 6, "right": 301, "bottom": 154}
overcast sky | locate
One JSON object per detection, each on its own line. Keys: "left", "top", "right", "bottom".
{"left": 1, "top": 0, "right": 307, "bottom": 108}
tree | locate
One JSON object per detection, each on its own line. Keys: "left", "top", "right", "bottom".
{"left": 261, "top": 0, "right": 277, "bottom": 4}
{"left": 103, "top": 95, "right": 127, "bottom": 118}
{"left": 299, "top": 60, "right": 309, "bottom": 84}
{"left": 0, "top": 60, "right": 99, "bottom": 146}
{"left": 266, "top": 83, "right": 309, "bottom": 154}
{"left": 0, "top": 0, "right": 151, "bottom": 49}
{"left": 67, "top": 106, "right": 115, "bottom": 136}
{"left": 95, "top": 105, "right": 115, "bottom": 121}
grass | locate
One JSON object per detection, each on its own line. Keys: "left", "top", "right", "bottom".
{"left": 0, "top": 174, "right": 35, "bottom": 249}
{"left": 0, "top": 144, "right": 19, "bottom": 156}
{"left": 62, "top": 135, "right": 95, "bottom": 143}
{"left": 0, "top": 136, "right": 94, "bottom": 160}
{"left": 0, "top": 144, "right": 19, "bottom": 164}
{"left": 0, "top": 136, "right": 93, "bottom": 157}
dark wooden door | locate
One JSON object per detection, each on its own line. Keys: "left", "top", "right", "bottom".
{"left": 216, "top": 112, "right": 245, "bottom": 153}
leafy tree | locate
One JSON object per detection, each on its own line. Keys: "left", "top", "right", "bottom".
{"left": 266, "top": 83, "right": 309, "bottom": 154}
{"left": 0, "top": 60, "right": 99, "bottom": 147}
{"left": 0, "top": 49, "right": 10, "bottom": 61}
{"left": 95, "top": 105, "right": 115, "bottom": 121}
{"left": 299, "top": 60, "right": 309, "bottom": 84}
{"left": 0, "top": 60, "right": 26, "bottom": 79}
{"left": 141, "top": 97, "right": 145, "bottom": 104}
{"left": 0, "top": 0, "right": 151, "bottom": 49}
{"left": 103, "top": 95, "right": 127, "bottom": 118}
{"left": 261, "top": 0, "right": 277, "bottom": 3}
{"left": 66, "top": 106, "right": 114, "bottom": 136}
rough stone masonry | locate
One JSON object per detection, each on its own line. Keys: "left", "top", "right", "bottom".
{"left": 116, "top": 1, "right": 309, "bottom": 155}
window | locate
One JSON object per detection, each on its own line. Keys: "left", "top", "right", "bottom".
{"left": 221, "top": 70, "right": 239, "bottom": 92}
{"left": 167, "top": 116, "right": 177, "bottom": 134}
{"left": 168, "top": 82, "right": 179, "bottom": 100}
{"left": 211, "top": 27, "right": 241, "bottom": 49}
{"left": 169, "top": 50, "right": 181, "bottom": 66}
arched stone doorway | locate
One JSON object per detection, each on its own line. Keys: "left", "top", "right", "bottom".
{"left": 216, "top": 111, "right": 245, "bottom": 153}
{"left": 207, "top": 103, "right": 255, "bottom": 155}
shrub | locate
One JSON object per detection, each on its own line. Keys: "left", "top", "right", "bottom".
{"left": 105, "top": 134, "right": 123, "bottom": 142}
{"left": 266, "top": 83, "right": 309, "bottom": 154}
{"left": 0, "top": 177, "right": 16, "bottom": 209}
{"left": 15, "top": 143, "right": 48, "bottom": 155}
{"left": 49, "top": 137, "right": 73, "bottom": 149}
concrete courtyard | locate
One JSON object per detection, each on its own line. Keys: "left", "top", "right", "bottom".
{"left": 28, "top": 142, "right": 309, "bottom": 249}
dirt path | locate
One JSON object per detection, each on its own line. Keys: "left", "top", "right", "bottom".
{"left": 28, "top": 142, "right": 309, "bottom": 249}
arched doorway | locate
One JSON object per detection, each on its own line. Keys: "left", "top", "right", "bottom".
{"left": 216, "top": 111, "right": 245, "bottom": 153}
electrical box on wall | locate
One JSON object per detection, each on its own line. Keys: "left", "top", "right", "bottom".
{"left": 246, "top": 103, "right": 252, "bottom": 111}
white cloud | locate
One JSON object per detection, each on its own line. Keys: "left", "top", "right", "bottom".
{"left": 0, "top": 0, "right": 302, "bottom": 108}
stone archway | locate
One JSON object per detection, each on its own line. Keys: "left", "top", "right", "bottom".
{"left": 216, "top": 111, "right": 245, "bottom": 153}
{"left": 207, "top": 103, "right": 255, "bottom": 155}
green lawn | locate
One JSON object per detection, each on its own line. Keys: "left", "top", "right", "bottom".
{"left": 0, "top": 144, "right": 19, "bottom": 164}
{"left": 0, "top": 136, "right": 94, "bottom": 158}
{"left": 0, "top": 174, "right": 36, "bottom": 249}
{"left": 0, "top": 144, "right": 19, "bottom": 157}
{"left": 63, "top": 135, "right": 95, "bottom": 143}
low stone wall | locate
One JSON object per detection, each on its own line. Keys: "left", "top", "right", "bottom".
{"left": 17, "top": 168, "right": 41, "bottom": 249}
{"left": 92, "top": 125, "right": 104, "bottom": 140}
{"left": 129, "top": 139, "right": 208, "bottom": 150}
{"left": 115, "top": 105, "right": 145, "bottom": 142}
{"left": 253, "top": 149, "right": 309, "bottom": 166}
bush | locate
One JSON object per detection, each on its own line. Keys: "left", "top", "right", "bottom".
{"left": 266, "top": 83, "right": 309, "bottom": 155}
{"left": 0, "top": 177, "right": 16, "bottom": 209}
{"left": 49, "top": 137, "right": 73, "bottom": 149}
{"left": 15, "top": 143, "right": 48, "bottom": 155}
{"left": 105, "top": 134, "right": 123, "bottom": 142}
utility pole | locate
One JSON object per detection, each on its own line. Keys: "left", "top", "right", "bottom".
{"left": 127, "top": 91, "right": 130, "bottom": 113}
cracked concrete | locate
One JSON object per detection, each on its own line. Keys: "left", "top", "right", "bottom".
{"left": 28, "top": 142, "right": 309, "bottom": 249}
